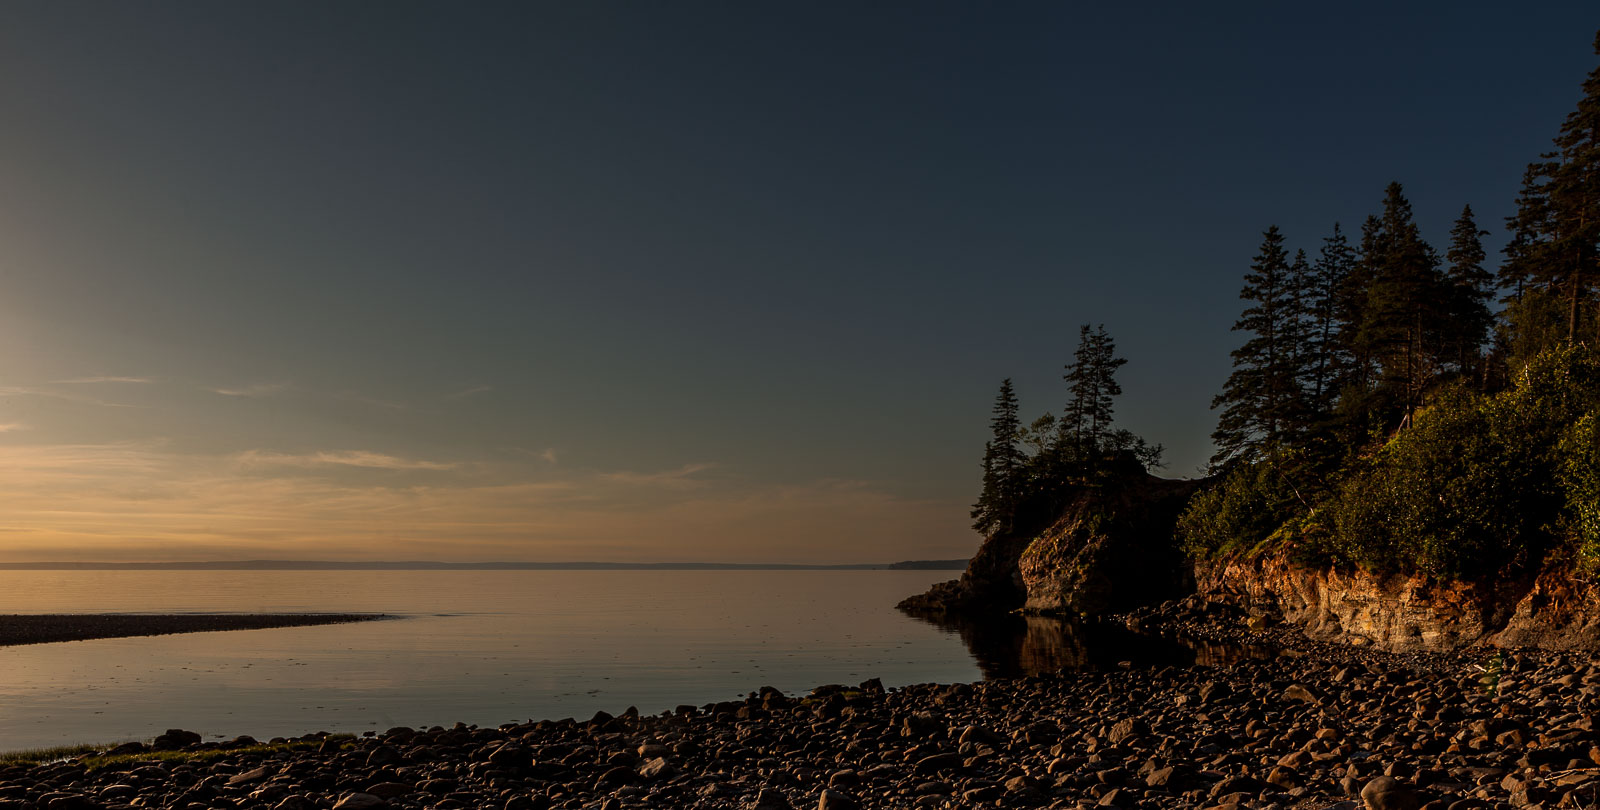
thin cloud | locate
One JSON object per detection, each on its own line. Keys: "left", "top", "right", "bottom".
{"left": 236, "top": 449, "right": 457, "bottom": 471}
{"left": 0, "top": 423, "right": 27, "bottom": 433}
{"left": 540, "top": 448, "right": 558, "bottom": 464}
{"left": 600, "top": 463, "right": 715, "bottom": 488}
{"left": 50, "top": 376, "right": 152, "bottom": 384}
{"left": 0, "top": 386, "right": 140, "bottom": 408}
{"left": 0, "top": 442, "right": 971, "bottom": 564}
{"left": 211, "top": 383, "right": 289, "bottom": 398}
{"left": 447, "top": 385, "right": 494, "bottom": 400}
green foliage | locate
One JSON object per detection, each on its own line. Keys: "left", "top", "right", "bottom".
{"left": 1501, "top": 288, "right": 1573, "bottom": 372}
{"left": 1177, "top": 460, "right": 1303, "bottom": 559}
{"left": 1319, "top": 347, "right": 1600, "bottom": 578}
{"left": 1559, "top": 410, "right": 1600, "bottom": 567}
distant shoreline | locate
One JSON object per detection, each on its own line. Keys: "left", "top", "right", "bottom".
{"left": 0, "top": 559, "right": 969, "bottom": 571}
{"left": 0, "top": 613, "right": 389, "bottom": 647}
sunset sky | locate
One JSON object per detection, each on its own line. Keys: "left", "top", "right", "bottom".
{"left": 0, "top": 3, "right": 1594, "bottom": 562}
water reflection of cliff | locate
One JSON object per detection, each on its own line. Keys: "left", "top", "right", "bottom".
{"left": 904, "top": 611, "right": 1273, "bottom": 678}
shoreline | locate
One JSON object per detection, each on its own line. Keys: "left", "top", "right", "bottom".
{"left": 0, "top": 613, "right": 390, "bottom": 648}
{"left": 1, "top": 626, "right": 1591, "bottom": 810}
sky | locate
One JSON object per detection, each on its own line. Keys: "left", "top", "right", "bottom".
{"left": 0, "top": 2, "right": 1595, "bottom": 563}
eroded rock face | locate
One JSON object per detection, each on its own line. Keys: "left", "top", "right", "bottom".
{"left": 1017, "top": 476, "right": 1201, "bottom": 615}
{"left": 1199, "top": 551, "right": 1600, "bottom": 651}
{"left": 898, "top": 463, "right": 1203, "bottom": 618}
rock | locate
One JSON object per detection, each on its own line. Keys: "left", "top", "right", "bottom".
{"left": 637, "top": 757, "right": 673, "bottom": 780}
{"left": 901, "top": 712, "right": 942, "bottom": 738}
{"left": 1361, "top": 776, "right": 1421, "bottom": 810}
{"left": 364, "top": 784, "right": 412, "bottom": 800}
{"left": 957, "top": 725, "right": 1007, "bottom": 746}
{"left": 365, "top": 745, "right": 402, "bottom": 766}
{"left": 227, "top": 766, "right": 273, "bottom": 786}
{"left": 43, "top": 796, "right": 103, "bottom": 810}
{"left": 913, "top": 753, "right": 964, "bottom": 775}
{"left": 151, "top": 729, "right": 202, "bottom": 750}
{"left": 748, "top": 789, "right": 794, "bottom": 810}
{"left": 1108, "top": 717, "right": 1148, "bottom": 744}
{"left": 1283, "top": 684, "right": 1322, "bottom": 704}
{"left": 331, "top": 794, "right": 389, "bottom": 810}
{"left": 816, "top": 789, "right": 859, "bottom": 810}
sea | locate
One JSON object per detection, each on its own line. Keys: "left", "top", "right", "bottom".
{"left": 0, "top": 569, "right": 1219, "bottom": 751}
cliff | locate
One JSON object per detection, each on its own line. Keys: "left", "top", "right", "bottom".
{"left": 897, "top": 468, "right": 1202, "bottom": 616}
{"left": 900, "top": 464, "right": 1600, "bottom": 652}
{"left": 1197, "top": 550, "right": 1600, "bottom": 652}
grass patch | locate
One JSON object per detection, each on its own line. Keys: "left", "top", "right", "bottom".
{"left": 0, "top": 743, "right": 109, "bottom": 766}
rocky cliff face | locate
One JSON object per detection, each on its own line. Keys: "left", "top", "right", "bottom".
{"left": 899, "top": 466, "right": 1600, "bottom": 652}
{"left": 897, "top": 469, "right": 1201, "bottom": 617}
{"left": 1016, "top": 476, "right": 1202, "bottom": 615}
{"left": 1198, "top": 551, "right": 1600, "bottom": 651}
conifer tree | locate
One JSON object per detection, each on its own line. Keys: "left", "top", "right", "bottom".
{"left": 971, "top": 379, "right": 1025, "bottom": 534}
{"left": 1212, "top": 226, "right": 1303, "bottom": 467}
{"left": 1063, "top": 324, "right": 1127, "bottom": 455}
{"left": 1443, "top": 205, "right": 1494, "bottom": 376}
{"left": 1502, "top": 31, "right": 1600, "bottom": 346}
{"left": 1308, "top": 223, "right": 1356, "bottom": 411}
{"left": 1285, "top": 248, "right": 1313, "bottom": 396}
{"left": 1357, "top": 183, "right": 1447, "bottom": 421}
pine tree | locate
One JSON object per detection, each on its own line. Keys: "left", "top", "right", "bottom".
{"left": 1502, "top": 31, "right": 1600, "bottom": 346}
{"left": 1284, "top": 248, "right": 1313, "bottom": 397}
{"left": 1308, "top": 223, "right": 1356, "bottom": 412}
{"left": 1212, "top": 226, "right": 1303, "bottom": 467}
{"left": 1443, "top": 205, "right": 1494, "bottom": 377}
{"left": 971, "top": 379, "right": 1026, "bottom": 534}
{"left": 1357, "top": 183, "right": 1447, "bottom": 422}
{"left": 1063, "top": 324, "right": 1127, "bottom": 456}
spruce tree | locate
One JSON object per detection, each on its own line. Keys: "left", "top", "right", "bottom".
{"left": 1502, "top": 31, "right": 1600, "bottom": 346}
{"left": 1064, "top": 324, "right": 1127, "bottom": 456}
{"left": 1357, "top": 183, "right": 1447, "bottom": 422}
{"left": 1309, "top": 223, "right": 1356, "bottom": 412}
{"left": 971, "top": 379, "right": 1025, "bottom": 534}
{"left": 1443, "top": 204, "right": 1494, "bottom": 376}
{"left": 1212, "top": 226, "right": 1302, "bottom": 467}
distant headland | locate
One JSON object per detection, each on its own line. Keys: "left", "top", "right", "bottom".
{"left": 0, "top": 559, "right": 970, "bottom": 571}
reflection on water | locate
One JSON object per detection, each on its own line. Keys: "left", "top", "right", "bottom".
{"left": 902, "top": 611, "right": 1274, "bottom": 678}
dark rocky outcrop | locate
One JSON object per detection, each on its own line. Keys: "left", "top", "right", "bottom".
{"left": 898, "top": 465, "right": 1202, "bottom": 618}
{"left": 1016, "top": 475, "right": 1202, "bottom": 615}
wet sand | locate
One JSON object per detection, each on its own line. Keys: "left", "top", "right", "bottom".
{"left": 0, "top": 613, "right": 387, "bottom": 647}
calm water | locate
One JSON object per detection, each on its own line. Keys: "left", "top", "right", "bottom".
{"left": 0, "top": 570, "right": 984, "bottom": 750}
{"left": 0, "top": 570, "right": 1262, "bottom": 751}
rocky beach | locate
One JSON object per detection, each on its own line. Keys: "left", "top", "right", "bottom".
{"left": 3, "top": 610, "right": 1596, "bottom": 810}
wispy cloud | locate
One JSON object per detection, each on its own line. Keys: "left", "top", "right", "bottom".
{"left": 50, "top": 376, "right": 152, "bottom": 385}
{"left": 540, "top": 448, "right": 558, "bottom": 464}
{"left": 0, "top": 423, "right": 28, "bottom": 433}
{"left": 211, "top": 383, "right": 289, "bottom": 398}
{"left": 447, "top": 385, "right": 494, "bottom": 400}
{"left": 236, "top": 449, "right": 457, "bottom": 471}
{"left": 600, "top": 463, "right": 715, "bottom": 489}
{"left": 0, "top": 443, "right": 971, "bottom": 563}
{"left": 0, "top": 386, "right": 140, "bottom": 408}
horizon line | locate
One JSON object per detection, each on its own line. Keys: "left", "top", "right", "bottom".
{"left": 0, "top": 558, "right": 970, "bottom": 571}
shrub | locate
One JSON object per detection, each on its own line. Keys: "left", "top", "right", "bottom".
{"left": 1321, "top": 346, "right": 1600, "bottom": 578}
{"left": 1560, "top": 410, "right": 1600, "bottom": 567}
{"left": 1177, "top": 459, "right": 1303, "bottom": 559}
